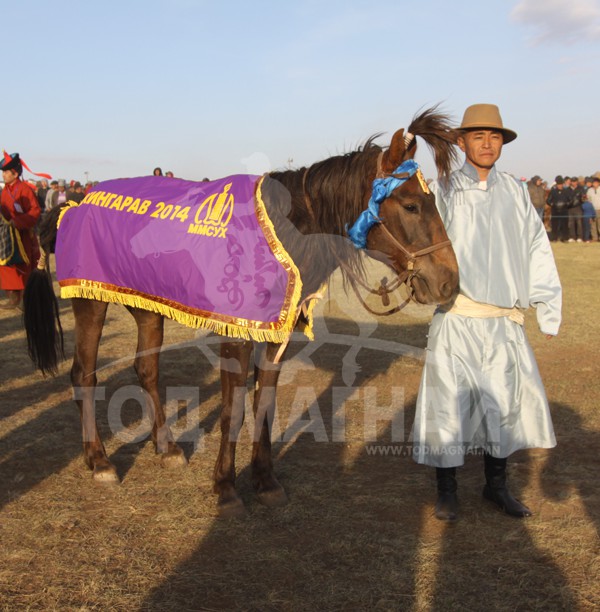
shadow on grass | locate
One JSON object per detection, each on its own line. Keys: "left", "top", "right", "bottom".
{"left": 141, "top": 317, "right": 579, "bottom": 610}
{"left": 0, "top": 307, "right": 222, "bottom": 510}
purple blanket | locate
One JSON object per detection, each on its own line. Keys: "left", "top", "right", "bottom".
{"left": 56, "top": 174, "right": 307, "bottom": 342}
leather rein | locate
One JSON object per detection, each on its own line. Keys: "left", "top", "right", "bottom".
{"left": 302, "top": 155, "right": 451, "bottom": 316}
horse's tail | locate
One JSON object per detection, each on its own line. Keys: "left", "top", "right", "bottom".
{"left": 23, "top": 206, "right": 66, "bottom": 376}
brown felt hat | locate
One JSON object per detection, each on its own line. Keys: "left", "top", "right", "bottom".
{"left": 459, "top": 103, "right": 517, "bottom": 144}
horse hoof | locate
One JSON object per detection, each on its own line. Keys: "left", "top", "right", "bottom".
{"left": 161, "top": 449, "right": 188, "bottom": 469}
{"left": 257, "top": 486, "right": 289, "bottom": 508}
{"left": 92, "top": 465, "right": 119, "bottom": 483}
{"left": 217, "top": 496, "right": 247, "bottom": 519}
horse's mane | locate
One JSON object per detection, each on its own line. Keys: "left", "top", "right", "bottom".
{"left": 263, "top": 106, "right": 458, "bottom": 295}
{"left": 267, "top": 140, "right": 381, "bottom": 294}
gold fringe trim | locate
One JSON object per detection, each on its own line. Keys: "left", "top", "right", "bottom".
{"left": 56, "top": 200, "right": 82, "bottom": 229}
{"left": 300, "top": 284, "right": 327, "bottom": 341}
{"left": 254, "top": 175, "right": 312, "bottom": 340}
{"left": 61, "top": 283, "right": 302, "bottom": 343}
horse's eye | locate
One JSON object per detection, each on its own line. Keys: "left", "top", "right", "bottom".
{"left": 403, "top": 204, "right": 418, "bottom": 213}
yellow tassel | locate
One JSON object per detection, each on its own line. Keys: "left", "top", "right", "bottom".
{"left": 60, "top": 284, "right": 300, "bottom": 343}
{"left": 255, "top": 176, "right": 313, "bottom": 339}
{"left": 56, "top": 200, "right": 82, "bottom": 229}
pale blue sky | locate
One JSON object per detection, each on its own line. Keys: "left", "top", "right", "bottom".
{"left": 5, "top": 0, "right": 600, "bottom": 183}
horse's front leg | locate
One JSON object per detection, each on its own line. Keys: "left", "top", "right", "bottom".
{"left": 71, "top": 299, "right": 118, "bottom": 482}
{"left": 214, "top": 339, "right": 253, "bottom": 518}
{"left": 252, "top": 342, "right": 288, "bottom": 507}
{"left": 129, "top": 308, "right": 186, "bottom": 469}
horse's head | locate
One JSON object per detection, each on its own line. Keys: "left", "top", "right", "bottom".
{"left": 359, "top": 112, "right": 459, "bottom": 305}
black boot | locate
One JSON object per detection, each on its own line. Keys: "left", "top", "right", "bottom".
{"left": 483, "top": 453, "right": 532, "bottom": 518}
{"left": 435, "top": 467, "right": 459, "bottom": 522}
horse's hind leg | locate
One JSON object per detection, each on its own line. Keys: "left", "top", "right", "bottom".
{"left": 71, "top": 298, "right": 118, "bottom": 482}
{"left": 214, "top": 339, "right": 253, "bottom": 518}
{"left": 251, "top": 342, "right": 288, "bottom": 507}
{"left": 128, "top": 308, "right": 187, "bottom": 469}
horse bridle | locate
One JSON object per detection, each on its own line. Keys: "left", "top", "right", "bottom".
{"left": 302, "top": 154, "right": 452, "bottom": 316}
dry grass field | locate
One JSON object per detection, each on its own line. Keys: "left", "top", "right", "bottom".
{"left": 1, "top": 242, "right": 599, "bottom": 611}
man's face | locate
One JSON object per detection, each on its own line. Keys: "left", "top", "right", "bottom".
{"left": 457, "top": 129, "right": 503, "bottom": 175}
{"left": 2, "top": 169, "right": 18, "bottom": 186}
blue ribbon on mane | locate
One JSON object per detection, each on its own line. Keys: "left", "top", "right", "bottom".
{"left": 347, "top": 158, "right": 421, "bottom": 249}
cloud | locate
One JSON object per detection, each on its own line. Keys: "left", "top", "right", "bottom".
{"left": 511, "top": 0, "right": 600, "bottom": 45}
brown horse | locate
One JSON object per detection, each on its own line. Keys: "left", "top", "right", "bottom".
{"left": 24, "top": 107, "right": 459, "bottom": 517}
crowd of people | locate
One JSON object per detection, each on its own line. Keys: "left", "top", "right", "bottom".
{"left": 4, "top": 167, "right": 180, "bottom": 216}
{"left": 17, "top": 171, "right": 600, "bottom": 246}
{"left": 526, "top": 173, "right": 600, "bottom": 243}
{"left": 5, "top": 166, "right": 600, "bottom": 246}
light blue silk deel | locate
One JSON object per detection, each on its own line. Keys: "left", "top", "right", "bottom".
{"left": 412, "top": 162, "right": 562, "bottom": 468}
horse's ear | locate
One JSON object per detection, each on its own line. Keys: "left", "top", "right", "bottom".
{"left": 381, "top": 128, "right": 415, "bottom": 173}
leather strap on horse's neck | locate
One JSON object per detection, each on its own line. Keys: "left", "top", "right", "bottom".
{"left": 378, "top": 222, "right": 452, "bottom": 270}
{"left": 302, "top": 150, "right": 452, "bottom": 316}
{"left": 335, "top": 255, "right": 413, "bottom": 317}
{"left": 335, "top": 222, "right": 452, "bottom": 317}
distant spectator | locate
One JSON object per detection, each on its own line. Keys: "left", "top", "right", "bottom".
{"left": 581, "top": 196, "right": 596, "bottom": 243}
{"left": 36, "top": 179, "right": 49, "bottom": 212}
{"left": 45, "top": 180, "right": 59, "bottom": 210}
{"left": 56, "top": 180, "right": 68, "bottom": 207}
{"left": 153, "top": 167, "right": 163, "bottom": 176}
{"left": 527, "top": 175, "right": 546, "bottom": 220}
{"left": 541, "top": 180, "right": 551, "bottom": 232}
{"left": 586, "top": 176, "right": 600, "bottom": 241}
{"left": 546, "top": 176, "right": 572, "bottom": 242}
{"left": 568, "top": 176, "right": 584, "bottom": 242}
{"left": 69, "top": 182, "right": 85, "bottom": 204}
{"left": 165, "top": 170, "right": 174, "bottom": 178}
